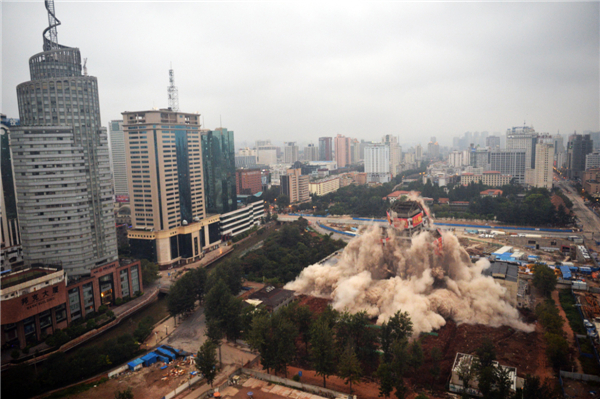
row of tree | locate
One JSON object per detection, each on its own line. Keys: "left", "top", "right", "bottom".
{"left": 240, "top": 218, "right": 346, "bottom": 283}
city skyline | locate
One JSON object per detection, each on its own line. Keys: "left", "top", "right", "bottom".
{"left": 3, "top": 2, "right": 598, "bottom": 146}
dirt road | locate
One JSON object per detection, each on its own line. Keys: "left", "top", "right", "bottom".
{"left": 552, "top": 290, "right": 583, "bottom": 373}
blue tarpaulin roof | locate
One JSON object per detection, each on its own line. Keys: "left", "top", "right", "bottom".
{"left": 156, "top": 347, "right": 175, "bottom": 360}
{"left": 153, "top": 353, "right": 169, "bottom": 363}
{"left": 127, "top": 358, "right": 143, "bottom": 369}
{"left": 560, "top": 265, "right": 572, "bottom": 280}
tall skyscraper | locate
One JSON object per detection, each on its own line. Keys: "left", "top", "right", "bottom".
{"left": 567, "top": 134, "right": 594, "bottom": 179}
{"left": 415, "top": 144, "right": 423, "bottom": 161}
{"left": 489, "top": 150, "right": 526, "bottom": 183}
{"left": 257, "top": 145, "right": 277, "bottom": 165}
{"left": 202, "top": 127, "right": 237, "bottom": 214}
{"left": 284, "top": 142, "right": 299, "bottom": 163}
{"left": 506, "top": 126, "right": 538, "bottom": 170}
{"left": 532, "top": 143, "right": 554, "bottom": 189}
{"left": 108, "top": 120, "right": 129, "bottom": 199}
{"left": 123, "top": 109, "right": 210, "bottom": 268}
{"left": 1, "top": 115, "right": 22, "bottom": 271}
{"left": 304, "top": 144, "right": 319, "bottom": 161}
{"left": 12, "top": 8, "right": 117, "bottom": 276}
{"left": 318, "top": 137, "right": 333, "bottom": 161}
{"left": 382, "top": 134, "right": 400, "bottom": 177}
{"left": 334, "top": 134, "right": 351, "bottom": 168}
{"left": 281, "top": 168, "right": 309, "bottom": 203}
{"left": 364, "top": 144, "right": 390, "bottom": 183}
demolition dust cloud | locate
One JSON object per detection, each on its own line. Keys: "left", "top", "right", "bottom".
{"left": 285, "top": 224, "right": 533, "bottom": 336}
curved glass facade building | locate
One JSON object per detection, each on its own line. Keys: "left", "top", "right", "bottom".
{"left": 11, "top": 12, "right": 117, "bottom": 277}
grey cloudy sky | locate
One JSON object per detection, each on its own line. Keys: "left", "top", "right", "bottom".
{"left": 2, "top": 1, "right": 599, "bottom": 147}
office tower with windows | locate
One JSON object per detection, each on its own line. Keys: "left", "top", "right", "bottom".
{"left": 122, "top": 109, "right": 216, "bottom": 268}
{"left": 108, "top": 120, "right": 129, "bottom": 199}
{"left": 506, "top": 126, "right": 538, "bottom": 170}
{"left": 532, "top": 143, "right": 554, "bottom": 189}
{"left": 486, "top": 135, "right": 501, "bottom": 149}
{"left": 567, "top": 134, "right": 594, "bottom": 179}
{"left": 1, "top": 115, "right": 23, "bottom": 270}
{"left": 12, "top": 10, "right": 117, "bottom": 276}
{"left": 334, "top": 134, "right": 351, "bottom": 168}
{"left": 489, "top": 150, "right": 526, "bottom": 183}
{"left": 304, "top": 144, "right": 319, "bottom": 161}
{"left": 365, "top": 144, "right": 391, "bottom": 183}
{"left": 284, "top": 142, "right": 299, "bottom": 163}
{"left": 202, "top": 127, "right": 237, "bottom": 214}
{"left": 281, "top": 168, "right": 309, "bottom": 203}
{"left": 318, "top": 137, "right": 333, "bottom": 161}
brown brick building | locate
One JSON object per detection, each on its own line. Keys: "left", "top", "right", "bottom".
{"left": 1, "top": 259, "right": 142, "bottom": 349}
{"left": 236, "top": 169, "right": 263, "bottom": 195}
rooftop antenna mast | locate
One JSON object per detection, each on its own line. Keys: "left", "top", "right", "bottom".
{"left": 43, "top": 0, "right": 61, "bottom": 51}
{"left": 168, "top": 63, "right": 179, "bottom": 111}
{"left": 83, "top": 58, "right": 88, "bottom": 76}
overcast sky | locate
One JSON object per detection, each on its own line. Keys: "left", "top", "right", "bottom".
{"left": 2, "top": 1, "right": 599, "bottom": 147}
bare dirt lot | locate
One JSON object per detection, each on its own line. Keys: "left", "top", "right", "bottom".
{"left": 69, "top": 358, "right": 198, "bottom": 399}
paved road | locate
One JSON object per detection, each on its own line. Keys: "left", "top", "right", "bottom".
{"left": 556, "top": 179, "right": 600, "bottom": 242}
{"left": 280, "top": 214, "right": 578, "bottom": 239}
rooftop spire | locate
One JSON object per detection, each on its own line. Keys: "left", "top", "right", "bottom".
{"left": 168, "top": 65, "right": 179, "bottom": 111}
{"left": 43, "top": 0, "right": 61, "bottom": 51}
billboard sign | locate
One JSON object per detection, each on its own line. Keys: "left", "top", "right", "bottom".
{"left": 116, "top": 195, "right": 130, "bottom": 203}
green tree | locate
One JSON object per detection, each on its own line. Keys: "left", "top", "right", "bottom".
{"left": 429, "top": 347, "right": 442, "bottom": 385}
{"left": 114, "top": 387, "right": 134, "bottom": 399}
{"left": 273, "top": 314, "right": 298, "bottom": 377}
{"left": 338, "top": 344, "right": 362, "bottom": 394}
{"left": 310, "top": 317, "right": 337, "bottom": 388}
{"left": 545, "top": 332, "right": 569, "bottom": 369}
{"left": 380, "top": 311, "right": 413, "bottom": 363}
{"left": 475, "top": 338, "right": 496, "bottom": 369}
{"left": 408, "top": 341, "right": 424, "bottom": 373}
{"left": 206, "top": 319, "right": 223, "bottom": 367}
{"left": 533, "top": 265, "right": 557, "bottom": 297}
{"left": 140, "top": 259, "right": 159, "bottom": 286}
{"left": 247, "top": 313, "right": 276, "bottom": 373}
{"left": 277, "top": 194, "right": 290, "bottom": 210}
{"left": 204, "top": 279, "right": 232, "bottom": 323}
{"left": 377, "top": 362, "right": 394, "bottom": 398}
{"left": 196, "top": 341, "right": 218, "bottom": 386}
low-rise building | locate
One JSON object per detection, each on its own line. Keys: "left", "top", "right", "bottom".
{"left": 480, "top": 189, "right": 503, "bottom": 198}
{"left": 449, "top": 353, "right": 521, "bottom": 397}
{"left": 1, "top": 259, "right": 143, "bottom": 349}
{"left": 482, "top": 261, "right": 519, "bottom": 306}
{"left": 309, "top": 177, "right": 340, "bottom": 196}
{"left": 220, "top": 200, "right": 265, "bottom": 240}
{"left": 247, "top": 286, "right": 295, "bottom": 312}
{"left": 460, "top": 171, "right": 512, "bottom": 187}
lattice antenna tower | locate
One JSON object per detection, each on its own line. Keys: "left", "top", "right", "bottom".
{"left": 43, "top": 0, "right": 61, "bottom": 51}
{"left": 168, "top": 65, "right": 179, "bottom": 111}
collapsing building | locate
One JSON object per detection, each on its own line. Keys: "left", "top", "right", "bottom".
{"left": 386, "top": 200, "right": 430, "bottom": 236}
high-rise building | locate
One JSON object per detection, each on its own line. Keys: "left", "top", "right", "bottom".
{"left": 257, "top": 145, "right": 278, "bottom": 165}
{"left": 334, "top": 134, "right": 351, "bottom": 168}
{"left": 586, "top": 152, "right": 600, "bottom": 170}
{"left": 236, "top": 169, "right": 262, "bottom": 195}
{"left": 364, "top": 144, "right": 391, "bottom": 183}
{"left": 12, "top": 13, "right": 117, "bottom": 276}
{"left": 469, "top": 146, "right": 491, "bottom": 170}
{"left": 489, "top": 150, "right": 526, "bottom": 183}
{"left": 567, "top": 134, "right": 594, "bottom": 179}
{"left": 255, "top": 139, "right": 271, "bottom": 148}
{"left": 448, "top": 150, "right": 464, "bottom": 168}
{"left": 202, "top": 127, "right": 237, "bottom": 214}
{"left": 350, "top": 139, "right": 361, "bottom": 164}
{"left": 427, "top": 138, "right": 440, "bottom": 160}
{"left": 553, "top": 134, "right": 566, "bottom": 168}
{"left": 486, "top": 135, "right": 501, "bottom": 150}
{"left": 1, "top": 115, "right": 22, "bottom": 271}
{"left": 303, "top": 143, "right": 319, "bottom": 161}
{"left": 415, "top": 144, "right": 423, "bottom": 161}
{"left": 108, "top": 120, "right": 129, "bottom": 200}
{"left": 281, "top": 168, "right": 309, "bottom": 203}
{"left": 531, "top": 143, "right": 554, "bottom": 189}
{"left": 284, "top": 142, "right": 299, "bottom": 163}
{"left": 506, "top": 126, "right": 538, "bottom": 170}
{"left": 382, "top": 135, "right": 400, "bottom": 177}
{"left": 123, "top": 109, "right": 215, "bottom": 268}
{"left": 318, "top": 137, "right": 333, "bottom": 161}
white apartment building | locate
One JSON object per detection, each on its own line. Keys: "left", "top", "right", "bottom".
{"left": 531, "top": 143, "right": 554, "bottom": 189}
{"left": 284, "top": 142, "right": 299, "bottom": 163}
{"left": 309, "top": 177, "right": 340, "bottom": 196}
{"left": 586, "top": 152, "right": 600, "bottom": 170}
{"left": 257, "top": 145, "right": 278, "bottom": 165}
{"left": 220, "top": 200, "right": 266, "bottom": 238}
{"left": 365, "top": 144, "right": 391, "bottom": 183}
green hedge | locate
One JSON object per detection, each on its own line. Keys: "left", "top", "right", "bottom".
{"left": 558, "top": 290, "right": 586, "bottom": 335}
